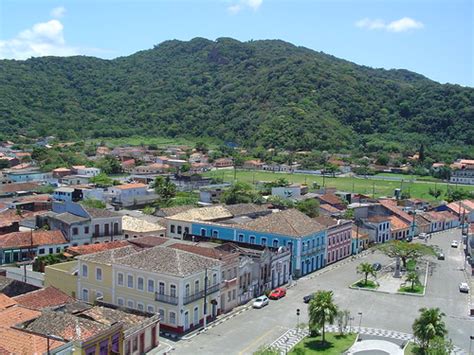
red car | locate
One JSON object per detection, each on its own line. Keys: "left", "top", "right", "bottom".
{"left": 269, "top": 287, "right": 286, "bottom": 300}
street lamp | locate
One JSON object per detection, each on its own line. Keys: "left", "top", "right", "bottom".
{"left": 358, "top": 312, "right": 363, "bottom": 335}
{"left": 296, "top": 309, "right": 300, "bottom": 334}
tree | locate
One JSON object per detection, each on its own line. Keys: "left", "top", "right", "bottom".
{"left": 308, "top": 290, "right": 338, "bottom": 343}
{"left": 266, "top": 195, "right": 294, "bottom": 209}
{"left": 95, "top": 155, "right": 122, "bottom": 174}
{"left": 428, "top": 187, "right": 441, "bottom": 200}
{"left": 400, "top": 190, "right": 411, "bottom": 199}
{"left": 412, "top": 308, "right": 447, "bottom": 353}
{"left": 153, "top": 176, "right": 177, "bottom": 202}
{"left": 220, "top": 182, "right": 260, "bottom": 205}
{"left": 324, "top": 163, "right": 339, "bottom": 177}
{"left": 0, "top": 159, "right": 9, "bottom": 169}
{"left": 357, "top": 262, "right": 376, "bottom": 286}
{"left": 81, "top": 198, "right": 106, "bottom": 209}
{"left": 446, "top": 188, "right": 474, "bottom": 203}
{"left": 376, "top": 241, "right": 435, "bottom": 268}
{"left": 296, "top": 199, "right": 319, "bottom": 218}
{"left": 406, "top": 271, "right": 420, "bottom": 291}
{"left": 336, "top": 309, "right": 350, "bottom": 335}
{"left": 195, "top": 141, "right": 209, "bottom": 154}
{"left": 90, "top": 173, "right": 113, "bottom": 187}
{"left": 376, "top": 153, "right": 390, "bottom": 166}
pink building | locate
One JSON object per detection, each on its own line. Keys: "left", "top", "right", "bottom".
{"left": 314, "top": 216, "right": 352, "bottom": 265}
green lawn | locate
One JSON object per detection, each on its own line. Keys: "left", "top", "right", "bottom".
{"left": 289, "top": 333, "right": 357, "bottom": 355}
{"left": 404, "top": 341, "right": 416, "bottom": 354}
{"left": 352, "top": 279, "right": 378, "bottom": 289}
{"left": 203, "top": 169, "right": 474, "bottom": 201}
{"left": 399, "top": 284, "right": 424, "bottom": 294}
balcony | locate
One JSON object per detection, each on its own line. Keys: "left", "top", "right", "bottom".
{"left": 183, "top": 284, "right": 220, "bottom": 305}
{"left": 155, "top": 292, "right": 179, "bottom": 305}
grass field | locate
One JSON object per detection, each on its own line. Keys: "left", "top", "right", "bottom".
{"left": 204, "top": 169, "right": 474, "bottom": 201}
{"left": 289, "top": 333, "right": 357, "bottom": 355}
{"left": 88, "top": 136, "right": 220, "bottom": 148}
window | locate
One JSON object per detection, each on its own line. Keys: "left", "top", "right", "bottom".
{"left": 228, "top": 291, "right": 231, "bottom": 302}
{"left": 250, "top": 236, "right": 256, "bottom": 244}
{"left": 137, "top": 303, "right": 144, "bottom": 311}
{"left": 82, "top": 264, "right": 88, "bottom": 277}
{"left": 94, "top": 224, "right": 100, "bottom": 236}
{"left": 49, "top": 248, "right": 53, "bottom": 254}
{"left": 158, "top": 282, "right": 165, "bottom": 295}
{"left": 195, "top": 280, "right": 200, "bottom": 292}
{"left": 84, "top": 226, "right": 89, "bottom": 234}
{"left": 127, "top": 300, "right": 135, "bottom": 309}
{"left": 212, "top": 230, "right": 218, "bottom": 238}
{"left": 212, "top": 273, "right": 217, "bottom": 285}
{"left": 38, "top": 248, "right": 45, "bottom": 254}
{"left": 273, "top": 239, "right": 278, "bottom": 248}
{"left": 148, "top": 279, "right": 154, "bottom": 293}
{"left": 170, "top": 284, "right": 177, "bottom": 297}
{"left": 72, "top": 227, "right": 78, "bottom": 235}
{"left": 159, "top": 309, "right": 165, "bottom": 321}
{"left": 177, "top": 226, "right": 182, "bottom": 234}
{"left": 133, "top": 337, "right": 138, "bottom": 352}
{"left": 82, "top": 288, "right": 89, "bottom": 301}
{"left": 200, "top": 228, "right": 206, "bottom": 237}
{"left": 117, "top": 297, "right": 124, "bottom": 306}
{"left": 56, "top": 247, "right": 61, "bottom": 253}
{"left": 184, "top": 227, "right": 189, "bottom": 235}
{"left": 127, "top": 275, "right": 134, "bottom": 288}
{"left": 232, "top": 289, "right": 236, "bottom": 300}
{"left": 185, "top": 284, "right": 190, "bottom": 297}
{"left": 261, "top": 237, "right": 267, "bottom": 246}
{"left": 169, "top": 311, "right": 176, "bottom": 325}
{"left": 117, "top": 273, "right": 124, "bottom": 286}
{"left": 238, "top": 234, "right": 244, "bottom": 242}
{"left": 171, "top": 225, "right": 176, "bottom": 233}
{"left": 96, "top": 267, "right": 102, "bottom": 281}
{"left": 137, "top": 277, "right": 144, "bottom": 291}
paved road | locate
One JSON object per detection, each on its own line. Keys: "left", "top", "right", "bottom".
{"left": 170, "top": 229, "right": 474, "bottom": 354}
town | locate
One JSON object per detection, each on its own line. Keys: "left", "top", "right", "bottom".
{"left": 0, "top": 138, "right": 473, "bottom": 354}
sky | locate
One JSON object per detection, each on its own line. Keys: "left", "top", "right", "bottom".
{"left": 0, "top": 0, "right": 472, "bottom": 86}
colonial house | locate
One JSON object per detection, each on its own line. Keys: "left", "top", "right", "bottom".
{"left": 72, "top": 166, "right": 101, "bottom": 177}
{"left": 52, "top": 167, "right": 72, "bottom": 178}
{"left": 314, "top": 216, "right": 352, "bottom": 265}
{"left": 446, "top": 200, "right": 474, "bottom": 223}
{"left": 107, "top": 183, "right": 149, "bottom": 204}
{"left": 213, "top": 158, "right": 234, "bottom": 168}
{"left": 122, "top": 216, "right": 166, "bottom": 239}
{"left": 361, "top": 215, "right": 391, "bottom": 244}
{"left": 132, "top": 163, "right": 170, "bottom": 175}
{"left": 243, "top": 160, "right": 264, "bottom": 170}
{"left": 388, "top": 215, "right": 410, "bottom": 240}
{"left": 420, "top": 211, "right": 459, "bottom": 233}
{"left": 351, "top": 226, "right": 369, "bottom": 254}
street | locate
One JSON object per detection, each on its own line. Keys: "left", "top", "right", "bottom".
{"left": 169, "top": 229, "right": 474, "bottom": 354}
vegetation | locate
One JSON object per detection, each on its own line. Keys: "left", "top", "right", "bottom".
{"left": 95, "top": 155, "right": 122, "bottom": 174}
{"left": 376, "top": 241, "right": 435, "bottom": 268}
{"left": 308, "top": 290, "right": 338, "bottom": 343}
{"left": 81, "top": 198, "right": 106, "bottom": 209}
{"left": 153, "top": 176, "right": 177, "bottom": 202}
{"left": 405, "top": 271, "right": 421, "bottom": 291}
{"left": 399, "top": 284, "right": 424, "bottom": 294}
{"left": 220, "top": 182, "right": 262, "bottom": 205}
{"left": 1, "top": 38, "right": 473, "bottom": 155}
{"left": 356, "top": 262, "right": 377, "bottom": 286}
{"left": 412, "top": 308, "right": 448, "bottom": 354}
{"left": 33, "top": 253, "right": 69, "bottom": 272}
{"left": 353, "top": 279, "right": 378, "bottom": 289}
{"left": 253, "top": 346, "right": 280, "bottom": 355}
{"left": 289, "top": 333, "right": 356, "bottom": 355}
{"left": 296, "top": 198, "right": 320, "bottom": 218}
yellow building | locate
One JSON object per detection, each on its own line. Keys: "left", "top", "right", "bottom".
{"left": 45, "top": 260, "right": 79, "bottom": 298}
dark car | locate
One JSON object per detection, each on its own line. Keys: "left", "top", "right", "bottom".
{"left": 303, "top": 293, "right": 315, "bottom": 304}
{"left": 437, "top": 252, "right": 445, "bottom": 260}
{"left": 372, "top": 263, "right": 382, "bottom": 271}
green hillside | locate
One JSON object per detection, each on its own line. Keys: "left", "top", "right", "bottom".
{"left": 1, "top": 37, "right": 473, "bottom": 152}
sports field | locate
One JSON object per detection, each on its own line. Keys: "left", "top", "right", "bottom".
{"left": 204, "top": 169, "right": 474, "bottom": 201}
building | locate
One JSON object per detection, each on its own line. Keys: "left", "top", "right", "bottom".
{"left": 133, "top": 163, "right": 170, "bottom": 175}
{"left": 316, "top": 193, "right": 346, "bottom": 211}
{"left": 53, "top": 186, "right": 83, "bottom": 202}
{"left": 213, "top": 158, "right": 234, "bottom": 168}
{"left": 122, "top": 215, "right": 166, "bottom": 238}
{"left": 446, "top": 200, "right": 474, "bottom": 223}
{"left": 72, "top": 166, "right": 101, "bottom": 177}
{"left": 351, "top": 226, "right": 369, "bottom": 254}
{"left": 13, "top": 286, "right": 75, "bottom": 310}
{"left": 6, "top": 169, "right": 53, "bottom": 183}
{"left": 362, "top": 215, "right": 391, "bottom": 244}
{"left": 52, "top": 167, "right": 73, "bottom": 178}
{"left": 60, "top": 175, "right": 92, "bottom": 185}
{"left": 450, "top": 160, "right": 474, "bottom": 185}
{"left": 0, "top": 230, "right": 68, "bottom": 265}
{"left": 107, "top": 183, "right": 148, "bottom": 203}
{"left": 420, "top": 211, "right": 460, "bottom": 232}
{"left": 314, "top": 216, "right": 352, "bottom": 264}
{"left": 388, "top": 215, "right": 410, "bottom": 240}
{"left": 243, "top": 160, "right": 264, "bottom": 170}
{"left": 73, "top": 246, "right": 222, "bottom": 334}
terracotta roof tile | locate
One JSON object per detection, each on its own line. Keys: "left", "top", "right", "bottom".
{"left": 0, "top": 230, "right": 66, "bottom": 249}
{"left": 114, "top": 183, "right": 148, "bottom": 190}
{"left": 0, "top": 294, "right": 17, "bottom": 310}
{"left": 168, "top": 243, "right": 231, "bottom": 260}
{"left": 66, "top": 240, "right": 130, "bottom": 256}
{"left": 0, "top": 327, "right": 65, "bottom": 354}
{"left": 13, "top": 287, "right": 75, "bottom": 310}
{"left": 387, "top": 215, "right": 409, "bottom": 230}
{"left": 0, "top": 305, "right": 41, "bottom": 328}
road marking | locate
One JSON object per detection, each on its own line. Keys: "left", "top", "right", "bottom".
{"left": 238, "top": 327, "right": 282, "bottom": 355}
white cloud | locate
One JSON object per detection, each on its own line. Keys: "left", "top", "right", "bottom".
{"left": 355, "top": 16, "right": 424, "bottom": 32}
{"left": 228, "top": 0, "right": 262, "bottom": 14}
{"left": 51, "top": 6, "right": 66, "bottom": 18}
{"left": 0, "top": 19, "right": 79, "bottom": 59}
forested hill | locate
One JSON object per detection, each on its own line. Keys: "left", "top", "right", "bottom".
{"left": 0, "top": 37, "right": 473, "bottom": 151}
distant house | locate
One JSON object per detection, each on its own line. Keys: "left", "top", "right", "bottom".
{"left": 60, "top": 175, "right": 92, "bottom": 185}
{"left": 316, "top": 193, "right": 346, "bottom": 211}
{"left": 132, "top": 163, "right": 170, "bottom": 175}
{"left": 213, "top": 158, "right": 234, "bottom": 168}
{"left": 351, "top": 226, "right": 369, "bottom": 254}
{"left": 122, "top": 215, "right": 166, "bottom": 239}
{"left": 53, "top": 187, "right": 83, "bottom": 202}
{"left": 52, "top": 167, "right": 72, "bottom": 178}
{"left": 420, "top": 211, "right": 459, "bottom": 233}
{"left": 361, "top": 215, "right": 391, "bottom": 244}
{"left": 388, "top": 215, "right": 410, "bottom": 240}
{"left": 6, "top": 169, "right": 53, "bottom": 183}
{"left": 106, "top": 183, "right": 159, "bottom": 207}
{"left": 243, "top": 160, "right": 264, "bottom": 170}
{"left": 446, "top": 200, "right": 474, "bottom": 223}
{"left": 72, "top": 166, "right": 101, "bottom": 177}
{"left": 121, "top": 159, "right": 136, "bottom": 173}
{"left": 95, "top": 146, "right": 111, "bottom": 157}
{"left": 314, "top": 216, "right": 352, "bottom": 265}
{"left": 0, "top": 157, "right": 20, "bottom": 168}
{"left": 190, "top": 162, "right": 211, "bottom": 173}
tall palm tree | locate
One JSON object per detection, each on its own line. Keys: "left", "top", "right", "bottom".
{"left": 412, "top": 307, "right": 447, "bottom": 353}
{"left": 308, "top": 290, "right": 339, "bottom": 343}
{"left": 357, "top": 262, "right": 376, "bottom": 286}
{"left": 406, "top": 271, "right": 420, "bottom": 291}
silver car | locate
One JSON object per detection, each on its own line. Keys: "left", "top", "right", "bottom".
{"left": 253, "top": 296, "right": 269, "bottom": 309}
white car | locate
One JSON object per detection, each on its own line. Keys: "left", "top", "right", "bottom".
{"left": 459, "top": 282, "right": 470, "bottom": 293}
{"left": 253, "top": 296, "right": 269, "bottom": 309}
{"left": 418, "top": 233, "right": 427, "bottom": 240}
{"left": 451, "top": 240, "right": 459, "bottom": 248}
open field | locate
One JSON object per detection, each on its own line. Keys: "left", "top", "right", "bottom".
{"left": 88, "top": 136, "right": 220, "bottom": 148}
{"left": 204, "top": 169, "right": 474, "bottom": 201}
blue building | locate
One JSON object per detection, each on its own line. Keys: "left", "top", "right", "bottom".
{"left": 167, "top": 208, "right": 327, "bottom": 277}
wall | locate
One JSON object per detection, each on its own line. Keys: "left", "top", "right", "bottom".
{"left": 45, "top": 261, "right": 78, "bottom": 297}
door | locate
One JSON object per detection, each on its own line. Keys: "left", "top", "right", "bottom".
{"left": 193, "top": 307, "right": 199, "bottom": 326}
{"left": 151, "top": 326, "right": 157, "bottom": 348}
{"left": 104, "top": 223, "right": 110, "bottom": 236}
{"left": 184, "top": 311, "right": 190, "bottom": 331}
{"left": 139, "top": 333, "right": 145, "bottom": 354}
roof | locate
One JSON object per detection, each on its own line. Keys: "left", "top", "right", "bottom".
{"left": 379, "top": 200, "right": 412, "bottom": 222}
{"left": 128, "top": 236, "right": 170, "bottom": 248}
{"left": 115, "top": 246, "right": 222, "bottom": 277}
{"left": 71, "top": 165, "right": 86, "bottom": 169}
{"left": 155, "top": 205, "right": 195, "bottom": 217}
{"left": 446, "top": 200, "right": 474, "bottom": 214}
{"left": 387, "top": 215, "right": 410, "bottom": 230}
{"left": 319, "top": 204, "right": 341, "bottom": 213}
{"left": 351, "top": 226, "right": 369, "bottom": 239}
{"left": 0, "top": 305, "right": 41, "bottom": 328}
{"left": 83, "top": 206, "right": 121, "bottom": 219}
{"left": 45, "top": 211, "right": 89, "bottom": 225}
{"left": 0, "top": 182, "right": 40, "bottom": 194}
{"left": 223, "top": 203, "right": 270, "bottom": 217}
{"left": 54, "top": 187, "right": 74, "bottom": 193}
{"left": 423, "top": 211, "right": 456, "bottom": 222}
{"left": 114, "top": 183, "right": 148, "bottom": 190}
{"left": 0, "top": 326, "right": 65, "bottom": 354}
{"left": 78, "top": 245, "right": 139, "bottom": 265}
{"left": 313, "top": 216, "right": 338, "bottom": 227}
{"left": 0, "top": 294, "right": 17, "bottom": 310}
{"left": 240, "top": 209, "right": 325, "bottom": 237}
{"left": 52, "top": 168, "right": 72, "bottom": 172}
{"left": 66, "top": 240, "right": 130, "bottom": 256}
{"left": 317, "top": 194, "right": 344, "bottom": 206}
{"left": 122, "top": 215, "right": 166, "bottom": 233}
{"left": 168, "top": 243, "right": 232, "bottom": 260}
{"left": 13, "top": 287, "right": 74, "bottom": 310}
{"left": 0, "top": 230, "right": 66, "bottom": 249}
{"left": 0, "top": 276, "right": 40, "bottom": 297}
{"left": 79, "top": 305, "right": 146, "bottom": 331}
{"left": 366, "top": 215, "right": 391, "bottom": 223}
{"left": 22, "top": 310, "right": 110, "bottom": 341}
{"left": 169, "top": 205, "right": 233, "bottom": 222}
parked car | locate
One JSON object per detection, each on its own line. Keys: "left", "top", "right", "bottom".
{"left": 253, "top": 296, "right": 269, "bottom": 308}
{"left": 303, "top": 293, "right": 315, "bottom": 304}
{"left": 372, "top": 263, "right": 382, "bottom": 271}
{"left": 459, "top": 282, "right": 470, "bottom": 293}
{"left": 418, "top": 233, "right": 427, "bottom": 240}
{"left": 437, "top": 252, "right": 445, "bottom": 260}
{"left": 451, "top": 240, "right": 459, "bottom": 248}
{"left": 269, "top": 287, "right": 287, "bottom": 300}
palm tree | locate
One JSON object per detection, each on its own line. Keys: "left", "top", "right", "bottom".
{"left": 357, "top": 262, "right": 376, "bottom": 286}
{"left": 412, "top": 307, "right": 447, "bottom": 353}
{"left": 308, "top": 290, "right": 339, "bottom": 343}
{"left": 406, "top": 271, "right": 420, "bottom": 291}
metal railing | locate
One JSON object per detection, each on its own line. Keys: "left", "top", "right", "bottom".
{"left": 155, "top": 292, "right": 179, "bottom": 305}
{"left": 183, "top": 284, "right": 219, "bottom": 305}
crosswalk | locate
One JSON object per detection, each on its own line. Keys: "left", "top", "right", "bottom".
{"left": 270, "top": 326, "right": 467, "bottom": 355}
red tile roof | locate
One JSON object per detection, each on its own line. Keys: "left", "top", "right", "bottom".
{"left": 168, "top": 243, "right": 231, "bottom": 260}
{"left": 318, "top": 194, "right": 343, "bottom": 207}
{"left": 129, "top": 236, "right": 169, "bottom": 247}
{"left": 0, "top": 182, "right": 40, "bottom": 194}
{"left": 0, "top": 294, "right": 17, "bottom": 310}
{"left": 13, "top": 287, "right": 75, "bottom": 310}
{"left": 114, "top": 183, "right": 148, "bottom": 190}
{"left": 0, "top": 230, "right": 66, "bottom": 249}
{"left": 66, "top": 240, "right": 130, "bottom": 256}
{"left": 0, "top": 327, "right": 65, "bottom": 354}
{"left": 387, "top": 215, "right": 409, "bottom": 230}
{"left": 379, "top": 199, "right": 412, "bottom": 223}
{"left": 319, "top": 204, "right": 340, "bottom": 213}
{"left": 0, "top": 305, "right": 41, "bottom": 328}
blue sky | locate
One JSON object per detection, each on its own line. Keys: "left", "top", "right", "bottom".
{"left": 0, "top": 0, "right": 472, "bottom": 86}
